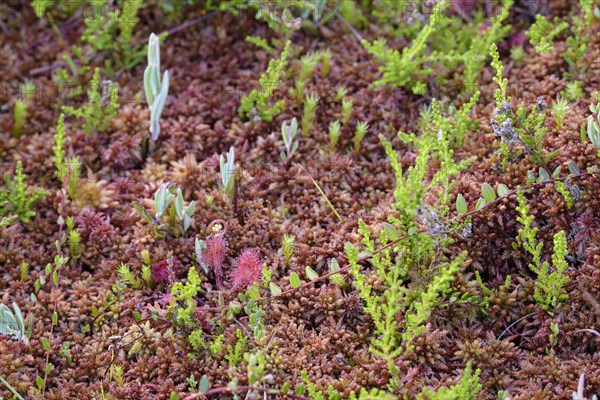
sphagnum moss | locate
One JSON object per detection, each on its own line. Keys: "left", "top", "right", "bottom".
{"left": 1, "top": 0, "right": 600, "bottom": 398}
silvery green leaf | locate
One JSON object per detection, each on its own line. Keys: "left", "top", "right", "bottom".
{"left": 156, "top": 70, "right": 169, "bottom": 118}
{"left": 282, "top": 121, "right": 290, "bottom": 146}
{"left": 175, "top": 189, "right": 184, "bottom": 219}
{"left": 219, "top": 155, "right": 226, "bottom": 182}
{"left": 13, "top": 303, "right": 25, "bottom": 337}
{"left": 186, "top": 201, "right": 195, "bottom": 217}
{"left": 155, "top": 187, "right": 165, "bottom": 217}
{"left": 148, "top": 33, "right": 157, "bottom": 64}
{"left": 143, "top": 67, "right": 153, "bottom": 106}
{"left": 183, "top": 215, "right": 191, "bottom": 232}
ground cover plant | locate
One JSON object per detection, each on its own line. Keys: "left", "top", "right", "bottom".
{"left": 0, "top": 0, "right": 600, "bottom": 399}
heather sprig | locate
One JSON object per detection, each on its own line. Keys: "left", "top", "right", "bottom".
{"left": 170, "top": 267, "right": 201, "bottom": 326}
{"left": 144, "top": 33, "right": 170, "bottom": 141}
{"left": 515, "top": 188, "right": 570, "bottom": 311}
{"left": 526, "top": 15, "right": 568, "bottom": 54}
{"left": 490, "top": 43, "right": 510, "bottom": 107}
{"left": 402, "top": 253, "right": 467, "bottom": 350}
{"left": 564, "top": 2, "right": 593, "bottom": 73}
{"left": 62, "top": 67, "right": 119, "bottom": 135}
{"left": 417, "top": 363, "right": 481, "bottom": 400}
{"left": 239, "top": 40, "right": 291, "bottom": 122}
{"left": 0, "top": 161, "right": 48, "bottom": 223}
{"left": 362, "top": 2, "right": 445, "bottom": 93}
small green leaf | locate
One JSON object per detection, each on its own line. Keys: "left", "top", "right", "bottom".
{"left": 481, "top": 183, "right": 497, "bottom": 202}
{"left": 52, "top": 311, "right": 58, "bottom": 326}
{"left": 289, "top": 272, "right": 301, "bottom": 288}
{"left": 456, "top": 194, "right": 467, "bottom": 214}
{"left": 383, "top": 223, "right": 399, "bottom": 241}
{"left": 305, "top": 266, "right": 319, "bottom": 281}
{"left": 269, "top": 282, "right": 282, "bottom": 296}
{"left": 552, "top": 166, "right": 561, "bottom": 178}
{"left": 41, "top": 337, "right": 51, "bottom": 351}
{"left": 568, "top": 161, "right": 580, "bottom": 175}
{"left": 497, "top": 184, "right": 509, "bottom": 197}
{"left": 474, "top": 197, "right": 487, "bottom": 211}
{"left": 199, "top": 375, "right": 210, "bottom": 392}
{"left": 45, "top": 362, "right": 53, "bottom": 375}
{"left": 538, "top": 167, "right": 550, "bottom": 181}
